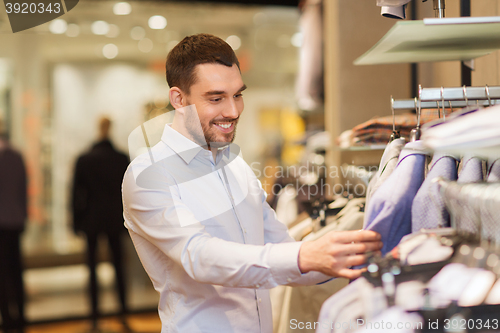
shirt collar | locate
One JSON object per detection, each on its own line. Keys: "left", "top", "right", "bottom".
{"left": 398, "top": 140, "right": 431, "bottom": 165}
{"left": 161, "top": 124, "right": 204, "bottom": 164}
{"left": 161, "top": 124, "right": 233, "bottom": 164}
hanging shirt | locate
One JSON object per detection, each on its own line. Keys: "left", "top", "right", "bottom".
{"left": 454, "top": 154, "right": 484, "bottom": 235}
{"left": 122, "top": 124, "right": 330, "bottom": 333}
{"left": 487, "top": 158, "right": 500, "bottom": 182}
{"left": 364, "top": 138, "right": 406, "bottom": 226}
{"left": 411, "top": 153, "right": 458, "bottom": 232}
{"left": 457, "top": 154, "right": 484, "bottom": 183}
{"left": 364, "top": 141, "right": 428, "bottom": 255}
{"left": 480, "top": 158, "right": 500, "bottom": 240}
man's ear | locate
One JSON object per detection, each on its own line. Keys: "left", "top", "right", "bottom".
{"left": 169, "top": 87, "right": 186, "bottom": 110}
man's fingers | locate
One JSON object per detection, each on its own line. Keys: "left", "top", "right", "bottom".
{"left": 344, "top": 254, "right": 368, "bottom": 267}
{"left": 331, "top": 230, "right": 381, "bottom": 243}
{"left": 334, "top": 241, "right": 383, "bottom": 256}
{"left": 336, "top": 268, "right": 364, "bottom": 280}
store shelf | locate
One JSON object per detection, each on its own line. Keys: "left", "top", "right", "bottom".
{"left": 354, "top": 17, "right": 500, "bottom": 65}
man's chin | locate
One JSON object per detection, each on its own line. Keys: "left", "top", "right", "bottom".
{"left": 209, "top": 140, "right": 232, "bottom": 149}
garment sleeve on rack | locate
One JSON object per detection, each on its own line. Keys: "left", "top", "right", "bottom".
{"left": 411, "top": 153, "right": 458, "bottom": 232}
{"left": 364, "top": 141, "right": 427, "bottom": 255}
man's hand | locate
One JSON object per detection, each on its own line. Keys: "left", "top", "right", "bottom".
{"left": 298, "top": 230, "right": 382, "bottom": 280}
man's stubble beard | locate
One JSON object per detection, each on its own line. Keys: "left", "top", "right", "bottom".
{"left": 202, "top": 119, "right": 238, "bottom": 149}
{"left": 184, "top": 100, "right": 238, "bottom": 149}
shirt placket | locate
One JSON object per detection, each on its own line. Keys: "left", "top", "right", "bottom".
{"left": 217, "top": 165, "right": 248, "bottom": 243}
{"left": 216, "top": 158, "right": 263, "bottom": 333}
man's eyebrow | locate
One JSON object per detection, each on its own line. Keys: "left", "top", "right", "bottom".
{"left": 203, "top": 84, "right": 247, "bottom": 97}
{"left": 238, "top": 84, "right": 247, "bottom": 93}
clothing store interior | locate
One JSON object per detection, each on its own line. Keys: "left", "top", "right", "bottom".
{"left": 1, "top": 0, "right": 500, "bottom": 332}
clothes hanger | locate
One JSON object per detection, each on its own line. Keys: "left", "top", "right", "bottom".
{"left": 410, "top": 86, "right": 422, "bottom": 142}
{"left": 486, "top": 84, "right": 492, "bottom": 107}
{"left": 389, "top": 96, "right": 401, "bottom": 142}
{"left": 441, "top": 86, "right": 446, "bottom": 121}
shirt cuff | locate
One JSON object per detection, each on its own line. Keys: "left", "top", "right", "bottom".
{"left": 268, "top": 241, "right": 303, "bottom": 285}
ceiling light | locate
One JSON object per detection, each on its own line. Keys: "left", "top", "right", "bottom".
{"left": 226, "top": 35, "right": 241, "bottom": 51}
{"left": 113, "top": 2, "right": 131, "bottom": 15}
{"left": 138, "top": 38, "right": 154, "bottom": 53}
{"left": 49, "top": 19, "right": 67, "bottom": 34}
{"left": 106, "top": 24, "right": 120, "bottom": 38}
{"left": 103, "top": 44, "right": 119, "bottom": 59}
{"left": 91, "top": 21, "right": 110, "bottom": 35}
{"left": 66, "top": 23, "right": 80, "bottom": 37}
{"left": 130, "top": 26, "right": 145, "bottom": 40}
{"left": 148, "top": 15, "right": 167, "bottom": 30}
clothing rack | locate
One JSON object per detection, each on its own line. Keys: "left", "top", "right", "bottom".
{"left": 392, "top": 85, "right": 500, "bottom": 110}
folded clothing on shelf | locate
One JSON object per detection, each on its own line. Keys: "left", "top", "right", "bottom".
{"left": 338, "top": 109, "right": 449, "bottom": 148}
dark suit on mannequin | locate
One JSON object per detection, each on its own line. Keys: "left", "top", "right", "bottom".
{"left": 71, "top": 118, "right": 130, "bottom": 331}
{"left": 0, "top": 136, "right": 27, "bottom": 333}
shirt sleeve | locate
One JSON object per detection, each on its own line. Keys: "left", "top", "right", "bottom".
{"left": 258, "top": 179, "right": 333, "bottom": 286}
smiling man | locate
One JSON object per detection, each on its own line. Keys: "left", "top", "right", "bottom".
{"left": 122, "top": 33, "right": 382, "bottom": 333}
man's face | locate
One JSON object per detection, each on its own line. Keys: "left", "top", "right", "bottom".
{"left": 185, "top": 63, "right": 246, "bottom": 148}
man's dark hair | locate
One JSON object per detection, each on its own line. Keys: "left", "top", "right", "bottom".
{"left": 166, "top": 33, "right": 240, "bottom": 94}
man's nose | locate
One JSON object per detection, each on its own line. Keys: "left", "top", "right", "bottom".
{"left": 222, "top": 99, "right": 240, "bottom": 119}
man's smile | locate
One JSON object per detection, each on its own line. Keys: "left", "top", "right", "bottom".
{"left": 213, "top": 122, "right": 235, "bottom": 133}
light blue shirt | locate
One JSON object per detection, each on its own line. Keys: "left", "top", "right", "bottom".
{"left": 411, "top": 153, "right": 458, "bottom": 232}
{"left": 364, "top": 141, "right": 428, "bottom": 255}
{"left": 122, "top": 124, "right": 329, "bottom": 333}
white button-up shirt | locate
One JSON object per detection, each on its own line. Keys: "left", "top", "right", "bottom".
{"left": 122, "top": 124, "right": 329, "bottom": 333}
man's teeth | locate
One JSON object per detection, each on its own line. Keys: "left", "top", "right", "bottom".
{"left": 217, "top": 123, "right": 232, "bottom": 129}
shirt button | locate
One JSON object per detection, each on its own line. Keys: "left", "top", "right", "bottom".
{"left": 244, "top": 229, "right": 247, "bottom": 233}
{"left": 259, "top": 298, "right": 262, "bottom": 303}
{"left": 287, "top": 278, "right": 292, "bottom": 283}
{"left": 256, "top": 284, "right": 260, "bottom": 288}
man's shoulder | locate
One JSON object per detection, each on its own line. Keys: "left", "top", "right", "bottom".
{"left": 125, "top": 141, "right": 179, "bottom": 184}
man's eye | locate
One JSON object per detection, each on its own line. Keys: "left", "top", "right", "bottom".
{"left": 234, "top": 94, "right": 243, "bottom": 98}
{"left": 211, "top": 98, "right": 222, "bottom": 102}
